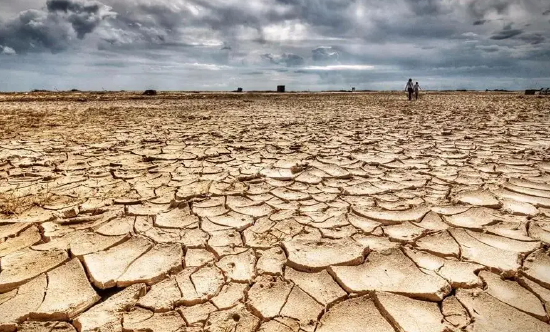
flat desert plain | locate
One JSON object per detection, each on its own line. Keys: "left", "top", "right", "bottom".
{"left": 0, "top": 91, "right": 550, "bottom": 332}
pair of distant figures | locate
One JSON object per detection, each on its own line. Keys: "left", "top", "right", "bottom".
{"left": 405, "top": 79, "right": 420, "bottom": 101}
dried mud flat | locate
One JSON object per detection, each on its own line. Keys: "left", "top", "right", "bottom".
{"left": 0, "top": 91, "right": 550, "bottom": 332}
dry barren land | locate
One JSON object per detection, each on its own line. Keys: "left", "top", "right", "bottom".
{"left": 0, "top": 91, "right": 550, "bottom": 332}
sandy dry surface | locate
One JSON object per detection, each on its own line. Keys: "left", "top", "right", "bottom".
{"left": 0, "top": 91, "right": 550, "bottom": 332}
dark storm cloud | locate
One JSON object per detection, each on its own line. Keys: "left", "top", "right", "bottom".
{"left": 490, "top": 28, "right": 524, "bottom": 40}
{"left": 519, "top": 33, "right": 545, "bottom": 45}
{"left": 47, "top": 0, "right": 100, "bottom": 13}
{"left": 262, "top": 53, "right": 305, "bottom": 67}
{"left": 473, "top": 20, "right": 487, "bottom": 25}
{"left": 0, "top": 0, "right": 113, "bottom": 53}
{"left": 477, "top": 45, "right": 500, "bottom": 53}
{"left": 543, "top": 9, "right": 550, "bottom": 15}
{"left": 47, "top": 0, "right": 113, "bottom": 38}
{"left": 312, "top": 47, "right": 339, "bottom": 62}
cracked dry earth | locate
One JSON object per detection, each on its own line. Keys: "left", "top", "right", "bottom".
{"left": 0, "top": 91, "right": 549, "bottom": 332}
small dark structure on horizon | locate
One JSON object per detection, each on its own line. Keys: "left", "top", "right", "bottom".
{"left": 143, "top": 90, "right": 157, "bottom": 96}
{"left": 525, "top": 89, "right": 537, "bottom": 95}
{"left": 236, "top": 87, "right": 243, "bottom": 93}
{"left": 277, "top": 85, "right": 286, "bottom": 93}
{"left": 352, "top": 87, "right": 356, "bottom": 92}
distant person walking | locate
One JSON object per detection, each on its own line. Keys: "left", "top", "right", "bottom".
{"left": 413, "top": 82, "right": 421, "bottom": 100}
{"left": 405, "top": 78, "right": 414, "bottom": 101}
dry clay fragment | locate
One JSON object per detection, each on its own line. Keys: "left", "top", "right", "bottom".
{"left": 0, "top": 225, "right": 41, "bottom": 257}
{"left": 523, "top": 249, "right": 550, "bottom": 289}
{"left": 0, "top": 274, "right": 46, "bottom": 329}
{"left": 208, "top": 211, "right": 254, "bottom": 230}
{"left": 383, "top": 222, "right": 426, "bottom": 242}
{"left": 466, "top": 230, "right": 540, "bottom": 254}
{"left": 519, "top": 276, "right": 550, "bottom": 317}
{"left": 485, "top": 220, "right": 533, "bottom": 241}
{"left": 0, "top": 223, "right": 30, "bottom": 239}
{"left": 413, "top": 212, "right": 449, "bottom": 231}
{"left": 283, "top": 237, "right": 367, "bottom": 272}
{"left": 178, "top": 302, "right": 217, "bottom": 325}
{"left": 415, "top": 231, "right": 460, "bottom": 258}
{"left": 0, "top": 207, "right": 54, "bottom": 224}
{"left": 31, "top": 258, "right": 100, "bottom": 320}
{"left": 74, "top": 283, "right": 146, "bottom": 332}
{"left": 17, "top": 321, "right": 76, "bottom": 332}
{"left": 493, "top": 189, "right": 550, "bottom": 208}
{"left": 137, "top": 277, "right": 182, "bottom": 312}
{"left": 142, "top": 265, "right": 226, "bottom": 309}
{"left": 280, "top": 286, "right": 324, "bottom": 332}
{"left": 95, "top": 216, "right": 134, "bottom": 236}
{"left": 509, "top": 178, "right": 550, "bottom": 192}
{"left": 504, "top": 183, "right": 550, "bottom": 199}
{"left": 246, "top": 275, "right": 293, "bottom": 319}
{"left": 450, "top": 228, "right": 520, "bottom": 276}
{"left": 316, "top": 295, "right": 395, "bottom": 332}
{"left": 70, "top": 232, "right": 129, "bottom": 257}
{"left": 442, "top": 296, "right": 470, "bottom": 328}
{"left": 204, "top": 304, "right": 260, "bottom": 332}
{"left": 257, "top": 247, "right": 286, "bottom": 275}
{"left": 155, "top": 206, "right": 199, "bottom": 229}
{"left": 347, "top": 213, "right": 381, "bottom": 233}
{"left": 0, "top": 248, "right": 69, "bottom": 293}
{"left": 211, "top": 282, "right": 248, "bottom": 310}
{"left": 231, "top": 202, "right": 273, "bottom": 218}
{"left": 352, "top": 206, "right": 430, "bottom": 225}
{"left": 284, "top": 267, "right": 346, "bottom": 306}
{"left": 258, "top": 318, "right": 300, "bottom": 332}
{"left": 216, "top": 249, "right": 257, "bottom": 282}
{"left": 374, "top": 291, "right": 452, "bottom": 332}
{"left": 188, "top": 264, "right": 225, "bottom": 302}
{"left": 353, "top": 234, "right": 400, "bottom": 253}
{"left": 479, "top": 271, "right": 547, "bottom": 321}
{"left": 456, "top": 289, "right": 550, "bottom": 332}
{"left": 185, "top": 248, "right": 216, "bottom": 267}
{"left": 82, "top": 236, "right": 152, "bottom": 289}
{"left": 176, "top": 180, "right": 212, "bottom": 200}
{"left": 404, "top": 248, "right": 484, "bottom": 289}
{"left": 530, "top": 222, "right": 550, "bottom": 244}
{"left": 455, "top": 190, "right": 500, "bottom": 207}
{"left": 443, "top": 207, "right": 499, "bottom": 230}
{"left": 502, "top": 199, "right": 539, "bottom": 216}
{"left": 329, "top": 249, "right": 451, "bottom": 301}
{"left": 123, "top": 309, "right": 185, "bottom": 332}
{"left": 117, "top": 243, "right": 183, "bottom": 287}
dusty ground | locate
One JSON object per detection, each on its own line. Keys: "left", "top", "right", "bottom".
{"left": 0, "top": 91, "right": 550, "bottom": 332}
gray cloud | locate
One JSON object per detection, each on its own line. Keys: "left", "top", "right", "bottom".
{"left": 467, "top": 0, "right": 511, "bottom": 19}
{"left": 477, "top": 45, "right": 500, "bottom": 53}
{"left": 0, "top": 45, "right": 17, "bottom": 55}
{"left": 0, "top": 0, "right": 114, "bottom": 53}
{"left": 1, "top": 0, "right": 550, "bottom": 91}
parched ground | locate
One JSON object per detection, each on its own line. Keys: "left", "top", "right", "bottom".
{"left": 0, "top": 91, "right": 550, "bottom": 332}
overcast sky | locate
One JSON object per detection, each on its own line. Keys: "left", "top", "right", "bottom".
{"left": 0, "top": 0, "right": 549, "bottom": 91}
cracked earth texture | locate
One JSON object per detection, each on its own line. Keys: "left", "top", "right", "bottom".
{"left": 0, "top": 91, "right": 549, "bottom": 332}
